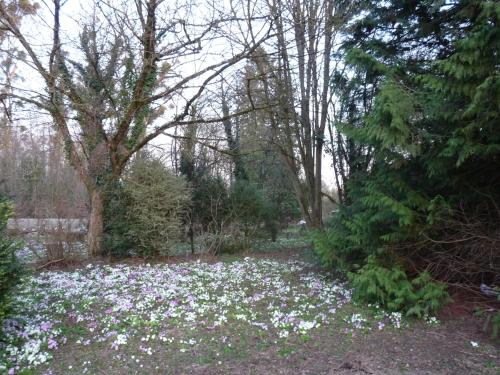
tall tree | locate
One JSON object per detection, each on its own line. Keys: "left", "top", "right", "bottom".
{"left": 246, "top": 0, "right": 353, "bottom": 228}
{"left": 0, "top": 0, "right": 269, "bottom": 255}
{"left": 316, "top": 0, "right": 500, "bottom": 287}
{"left": 0, "top": 0, "right": 38, "bottom": 138}
{"left": 232, "top": 62, "right": 301, "bottom": 224}
{"left": 221, "top": 82, "right": 247, "bottom": 181}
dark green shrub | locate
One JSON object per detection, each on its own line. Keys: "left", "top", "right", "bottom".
{"left": 104, "top": 156, "right": 191, "bottom": 257}
{"left": 192, "top": 174, "right": 229, "bottom": 231}
{"left": 219, "top": 236, "right": 250, "bottom": 254}
{"left": 229, "top": 180, "right": 265, "bottom": 227}
{"left": 313, "top": 201, "right": 372, "bottom": 272}
{"left": 0, "top": 200, "right": 22, "bottom": 324}
{"left": 229, "top": 180, "right": 279, "bottom": 241}
{"left": 103, "top": 181, "right": 135, "bottom": 257}
{"left": 349, "top": 256, "right": 449, "bottom": 318}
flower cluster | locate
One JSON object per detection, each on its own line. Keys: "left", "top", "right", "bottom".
{"left": 0, "top": 257, "right": 394, "bottom": 373}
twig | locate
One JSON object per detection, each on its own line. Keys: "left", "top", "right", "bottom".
{"left": 36, "top": 258, "right": 64, "bottom": 271}
{"left": 455, "top": 349, "right": 498, "bottom": 359}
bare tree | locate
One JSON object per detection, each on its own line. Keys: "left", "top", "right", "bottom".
{"left": 245, "top": 0, "right": 352, "bottom": 228}
{"left": 0, "top": 1, "right": 39, "bottom": 144}
{"left": 0, "top": 0, "right": 270, "bottom": 255}
{"left": 0, "top": 126, "right": 88, "bottom": 218}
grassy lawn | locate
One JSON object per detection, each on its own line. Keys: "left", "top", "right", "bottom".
{"left": 1, "top": 254, "right": 498, "bottom": 374}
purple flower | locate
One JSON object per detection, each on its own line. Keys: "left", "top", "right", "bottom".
{"left": 48, "top": 338, "right": 58, "bottom": 349}
{"left": 40, "top": 321, "right": 53, "bottom": 332}
{"left": 68, "top": 312, "right": 77, "bottom": 321}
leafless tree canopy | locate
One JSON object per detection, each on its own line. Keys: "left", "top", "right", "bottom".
{"left": 0, "top": 0, "right": 273, "bottom": 255}
{"left": 0, "top": 0, "right": 359, "bottom": 255}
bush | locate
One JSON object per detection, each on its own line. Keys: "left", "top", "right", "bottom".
{"left": 349, "top": 256, "right": 449, "bottom": 318}
{"left": 229, "top": 180, "right": 265, "bottom": 228}
{"left": 192, "top": 174, "right": 229, "bottom": 231}
{"left": 229, "top": 180, "right": 279, "bottom": 241}
{"left": 219, "top": 236, "right": 250, "bottom": 254}
{"left": 313, "top": 171, "right": 450, "bottom": 318}
{"left": 0, "top": 200, "right": 22, "bottom": 324}
{"left": 103, "top": 181, "right": 135, "bottom": 257}
{"left": 104, "top": 156, "right": 191, "bottom": 257}
{"left": 313, "top": 201, "right": 372, "bottom": 272}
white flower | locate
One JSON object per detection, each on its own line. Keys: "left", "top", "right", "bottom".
{"left": 278, "top": 330, "right": 289, "bottom": 338}
{"left": 426, "top": 316, "right": 439, "bottom": 325}
{"left": 298, "top": 320, "right": 315, "bottom": 331}
{"left": 111, "top": 334, "right": 127, "bottom": 350}
{"left": 470, "top": 341, "right": 479, "bottom": 348}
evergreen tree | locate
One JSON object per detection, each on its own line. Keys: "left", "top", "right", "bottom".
{"left": 316, "top": 0, "right": 499, "bottom": 309}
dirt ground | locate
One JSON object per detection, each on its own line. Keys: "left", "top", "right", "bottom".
{"left": 178, "top": 318, "right": 498, "bottom": 375}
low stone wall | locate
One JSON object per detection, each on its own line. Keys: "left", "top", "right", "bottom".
{"left": 7, "top": 218, "right": 88, "bottom": 234}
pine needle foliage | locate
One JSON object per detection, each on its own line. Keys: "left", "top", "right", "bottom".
{"left": 349, "top": 256, "right": 449, "bottom": 317}
{"left": 315, "top": 0, "right": 499, "bottom": 311}
{"left": 104, "top": 156, "right": 191, "bottom": 258}
{"left": 0, "top": 199, "right": 22, "bottom": 326}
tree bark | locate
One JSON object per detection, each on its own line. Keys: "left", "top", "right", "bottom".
{"left": 313, "top": 140, "right": 324, "bottom": 228}
{"left": 88, "top": 189, "right": 104, "bottom": 257}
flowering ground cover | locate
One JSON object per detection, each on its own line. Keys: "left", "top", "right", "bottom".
{"left": 1, "top": 256, "right": 498, "bottom": 374}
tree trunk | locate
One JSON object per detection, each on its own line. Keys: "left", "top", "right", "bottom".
{"left": 189, "top": 223, "right": 195, "bottom": 255}
{"left": 313, "top": 139, "right": 324, "bottom": 228}
{"left": 88, "top": 189, "right": 104, "bottom": 257}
